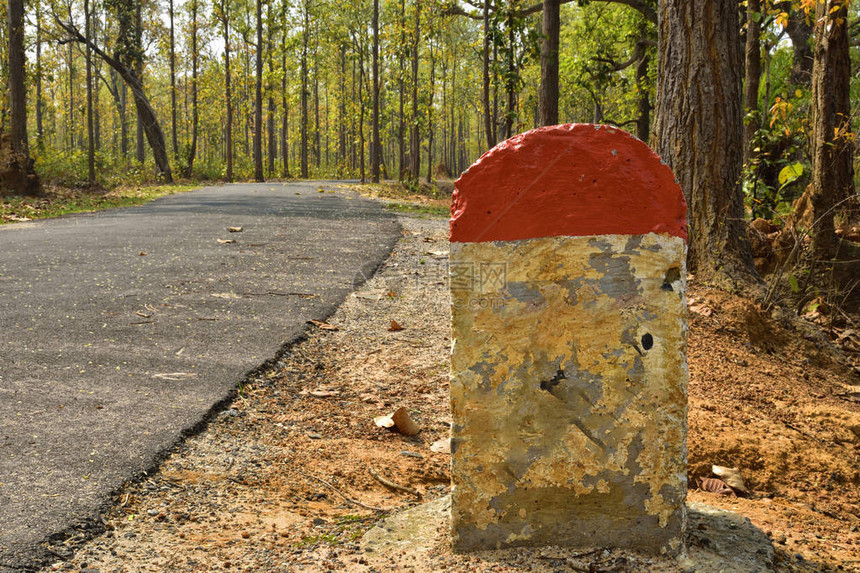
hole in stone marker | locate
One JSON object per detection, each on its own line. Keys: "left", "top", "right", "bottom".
{"left": 641, "top": 333, "right": 653, "bottom": 351}
{"left": 662, "top": 267, "right": 681, "bottom": 291}
{"left": 540, "top": 369, "right": 565, "bottom": 392}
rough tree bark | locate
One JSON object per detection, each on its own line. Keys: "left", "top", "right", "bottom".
{"left": 5, "top": 0, "right": 41, "bottom": 196}
{"left": 743, "top": 0, "right": 761, "bottom": 167}
{"left": 653, "top": 0, "right": 756, "bottom": 285}
{"left": 809, "top": 0, "right": 854, "bottom": 261}
{"left": 537, "top": 0, "right": 560, "bottom": 126}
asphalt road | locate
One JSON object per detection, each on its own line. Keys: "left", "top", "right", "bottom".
{"left": 0, "top": 181, "right": 400, "bottom": 571}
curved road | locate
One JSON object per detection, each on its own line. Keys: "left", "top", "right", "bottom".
{"left": 0, "top": 182, "right": 399, "bottom": 571}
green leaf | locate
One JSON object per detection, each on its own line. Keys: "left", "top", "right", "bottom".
{"left": 778, "top": 162, "right": 804, "bottom": 186}
{"left": 788, "top": 275, "right": 800, "bottom": 293}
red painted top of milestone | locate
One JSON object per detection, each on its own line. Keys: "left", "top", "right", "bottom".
{"left": 450, "top": 124, "right": 687, "bottom": 243}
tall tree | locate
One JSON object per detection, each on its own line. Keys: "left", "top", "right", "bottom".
{"left": 410, "top": 0, "right": 420, "bottom": 179}
{"left": 280, "top": 0, "right": 291, "bottom": 178}
{"left": 6, "top": 0, "right": 41, "bottom": 195}
{"left": 808, "top": 0, "right": 854, "bottom": 260}
{"left": 85, "top": 0, "right": 95, "bottom": 184}
{"left": 653, "top": 0, "right": 755, "bottom": 284}
{"left": 253, "top": 0, "right": 264, "bottom": 181}
{"left": 481, "top": 0, "right": 494, "bottom": 146}
{"left": 217, "top": 0, "right": 234, "bottom": 181}
{"left": 743, "top": 0, "right": 762, "bottom": 166}
{"left": 35, "top": 0, "right": 45, "bottom": 149}
{"left": 300, "top": 0, "right": 310, "bottom": 178}
{"left": 184, "top": 0, "right": 200, "bottom": 177}
{"left": 169, "top": 0, "right": 178, "bottom": 159}
{"left": 537, "top": 0, "right": 560, "bottom": 126}
{"left": 370, "top": 0, "right": 380, "bottom": 182}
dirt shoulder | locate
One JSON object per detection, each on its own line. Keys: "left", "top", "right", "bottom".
{"left": 37, "top": 209, "right": 860, "bottom": 573}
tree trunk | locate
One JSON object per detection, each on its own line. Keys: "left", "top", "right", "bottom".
{"left": 371, "top": 0, "right": 380, "bottom": 182}
{"left": 504, "top": 5, "right": 516, "bottom": 140}
{"left": 398, "top": 0, "right": 406, "bottom": 179}
{"left": 120, "top": 77, "right": 128, "bottom": 157}
{"left": 538, "top": 0, "right": 560, "bottom": 126}
{"left": 411, "top": 0, "right": 420, "bottom": 180}
{"left": 653, "top": 0, "right": 756, "bottom": 284}
{"left": 253, "top": 0, "right": 264, "bottom": 181}
{"left": 169, "top": 0, "right": 178, "bottom": 159}
{"left": 184, "top": 0, "right": 199, "bottom": 178}
{"left": 6, "top": 0, "right": 40, "bottom": 195}
{"left": 743, "top": 0, "right": 761, "bottom": 166}
{"left": 300, "top": 0, "right": 310, "bottom": 178}
{"left": 809, "top": 0, "right": 854, "bottom": 261}
{"left": 313, "top": 63, "right": 320, "bottom": 169}
{"left": 786, "top": 10, "right": 813, "bottom": 86}
{"left": 482, "top": 0, "right": 494, "bottom": 148}
{"left": 35, "top": 0, "right": 44, "bottom": 149}
{"left": 85, "top": 0, "right": 95, "bottom": 184}
{"left": 358, "top": 42, "right": 366, "bottom": 183}
{"left": 635, "top": 50, "right": 650, "bottom": 142}
{"left": 426, "top": 39, "right": 435, "bottom": 183}
{"left": 222, "top": 2, "right": 233, "bottom": 181}
{"left": 134, "top": 2, "right": 145, "bottom": 164}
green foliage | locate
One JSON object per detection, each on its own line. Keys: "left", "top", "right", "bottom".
{"left": 742, "top": 88, "right": 810, "bottom": 220}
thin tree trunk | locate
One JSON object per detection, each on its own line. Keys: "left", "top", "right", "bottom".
{"left": 184, "top": 0, "right": 199, "bottom": 178}
{"left": 300, "top": 0, "right": 309, "bottom": 178}
{"left": 134, "top": 3, "right": 145, "bottom": 164}
{"left": 85, "top": 0, "right": 95, "bottom": 184}
{"left": 267, "top": 0, "right": 276, "bottom": 177}
{"left": 482, "top": 0, "right": 494, "bottom": 148}
{"left": 253, "top": 0, "right": 264, "bottom": 181}
{"left": 169, "top": 0, "right": 178, "bottom": 159}
{"left": 426, "top": 39, "right": 435, "bottom": 183}
{"left": 358, "top": 41, "right": 366, "bottom": 183}
{"left": 221, "top": 1, "right": 233, "bottom": 181}
{"left": 410, "top": 0, "right": 420, "bottom": 180}
{"left": 653, "top": 0, "right": 755, "bottom": 283}
{"left": 503, "top": 5, "right": 515, "bottom": 140}
{"left": 371, "top": 0, "right": 380, "bottom": 182}
{"left": 538, "top": 0, "right": 560, "bottom": 126}
{"left": 92, "top": 5, "right": 101, "bottom": 151}
{"left": 120, "top": 76, "right": 128, "bottom": 157}
{"left": 339, "top": 44, "right": 346, "bottom": 176}
{"left": 398, "top": 0, "right": 406, "bottom": 179}
{"left": 35, "top": 0, "right": 44, "bottom": 149}
{"left": 313, "top": 63, "right": 320, "bottom": 168}
{"left": 743, "top": 0, "right": 761, "bottom": 166}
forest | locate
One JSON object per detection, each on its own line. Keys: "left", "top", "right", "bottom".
{"left": 0, "top": 0, "right": 858, "bottom": 287}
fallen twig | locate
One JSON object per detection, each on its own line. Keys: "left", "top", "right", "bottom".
{"left": 368, "top": 466, "right": 421, "bottom": 498}
{"left": 297, "top": 469, "right": 389, "bottom": 513}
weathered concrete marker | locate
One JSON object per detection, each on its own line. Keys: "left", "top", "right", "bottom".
{"left": 449, "top": 124, "right": 689, "bottom": 554}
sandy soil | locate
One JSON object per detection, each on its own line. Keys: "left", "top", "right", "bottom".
{"left": 38, "top": 209, "right": 860, "bottom": 573}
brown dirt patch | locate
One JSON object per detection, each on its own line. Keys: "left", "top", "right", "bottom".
{"left": 39, "top": 215, "right": 860, "bottom": 573}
